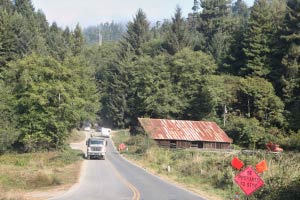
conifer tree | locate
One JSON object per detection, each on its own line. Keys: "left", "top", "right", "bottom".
{"left": 120, "top": 9, "right": 150, "bottom": 57}
{"left": 35, "top": 10, "right": 49, "bottom": 55}
{"left": 242, "top": 0, "right": 285, "bottom": 77}
{"left": 0, "top": 10, "right": 34, "bottom": 65}
{"left": 241, "top": 0, "right": 273, "bottom": 77}
{"left": 72, "top": 24, "right": 84, "bottom": 56}
{"left": 0, "top": 0, "right": 14, "bottom": 13}
{"left": 14, "top": 0, "right": 40, "bottom": 55}
{"left": 277, "top": 0, "right": 300, "bottom": 130}
{"left": 199, "top": 0, "right": 232, "bottom": 41}
{"left": 100, "top": 60, "right": 129, "bottom": 128}
{"left": 164, "top": 7, "right": 191, "bottom": 55}
{"left": 199, "top": 0, "right": 232, "bottom": 63}
{"left": 232, "top": 0, "right": 249, "bottom": 19}
{"left": 221, "top": 0, "right": 249, "bottom": 74}
{"left": 46, "top": 22, "right": 64, "bottom": 60}
{"left": 14, "top": 0, "right": 35, "bottom": 18}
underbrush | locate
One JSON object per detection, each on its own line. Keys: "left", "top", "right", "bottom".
{"left": 66, "top": 129, "right": 86, "bottom": 143}
{"left": 113, "top": 130, "right": 300, "bottom": 200}
{"left": 0, "top": 147, "right": 83, "bottom": 199}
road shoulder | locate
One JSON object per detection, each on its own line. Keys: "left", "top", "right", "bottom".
{"left": 110, "top": 132, "right": 220, "bottom": 200}
{"left": 24, "top": 131, "right": 88, "bottom": 200}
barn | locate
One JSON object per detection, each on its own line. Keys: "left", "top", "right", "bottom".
{"left": 138, "top": 118, "right": 232, "bottom": 149}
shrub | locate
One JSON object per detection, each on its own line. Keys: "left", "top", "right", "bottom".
{"left": 22, "top": 133, "right": 52, "bottom": 152}
{"left": 225, "top": 116, "right": 265, "bottom": 149}
{"left": 280, "top": 131, "right": 300, "bottom": 151}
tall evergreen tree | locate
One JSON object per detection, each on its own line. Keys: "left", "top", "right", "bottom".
{"left": 164, "top": 7, "right": 191, "bottom": 55}
{"left": 62, "top": 27, "right": 73, "bottom": 54}
{"left": 277, "top": 0, "right": 300, "bottom": 130}
{"left": 35, "top": 9, "right": 49, "bottom": 55}
{"left": 100, "top": 60, "right": 129, "bottom": 128}
{"left": 0, "top": 0, "right": 14, "bottom": 13}
{"left": 241, "top": 0, "right": 284, "bottom": 77}
{"left": 14, "top": 0, "right": 39, "bottom": 52}
{"left": 14, "top": 0, "right": 35, "bottom": 18}
{"left": 46, "top": 22, "right": 67, "bottom": 60}
{"left": 199, "top": 0, "right": 233, "bottom": 63}
{"left": 72, "top": 24, "right": 84, "bottom": 56}
{"left": 221, "top": 0, "right": 249, "bottom": 74}
{"left": 120, "top": 9, "right": 150, "bottom": 57}
{"left": 0, "top": 9, "right": 34, "bottom": 66}
{"left": 232, "top": 0, "right": 249, "bottom": 19}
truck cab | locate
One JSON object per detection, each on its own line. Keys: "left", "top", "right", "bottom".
{"left": 86, "top": 137, "right": 107, "bottom": 160}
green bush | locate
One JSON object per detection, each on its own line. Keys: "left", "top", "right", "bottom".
{"left": 254, "top": 176, "right": 300, "bottom": 200}
{"left": 22, "top": 133, "right": 53, "bottom": 152}
{"left": 225, "top": 116, "right": 265, "bottom": 149}
{"left": 280, "top": 131, "right": 300, "bottom": 151}
{"left": 125, "top": 135, "right": 156, "bottom": 154}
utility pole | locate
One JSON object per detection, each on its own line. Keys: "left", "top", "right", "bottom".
{"left": 224, "top": 105, "right": 227, "bottom": 127}
{"left": 98, "top": 27, "right": 102, "bottom": 46}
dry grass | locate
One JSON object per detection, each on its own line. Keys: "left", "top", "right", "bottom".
{"left": 0, "top": 187, "right": 27, "bottom": 200}
{"left": 113, "top": 130, "right": 300, "bottom": 200}
{"left": 0, "top": 148, "right": 83, "bottom": 200}
{"left": 67, "top": 129, "right": 86, "bottom": 143}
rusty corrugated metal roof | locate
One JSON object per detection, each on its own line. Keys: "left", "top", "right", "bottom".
{"left": 138, "top": 118, "right": 232, "bottom": 143}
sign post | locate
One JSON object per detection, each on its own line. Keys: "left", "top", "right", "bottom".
{"left": 234, "top": 166, "right": 264, "bottom": 196}
{"left": 118, "top": 143, "right": 126, "bottom": 151}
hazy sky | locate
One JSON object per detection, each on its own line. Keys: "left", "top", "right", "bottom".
{"left": 31, "top": 0, "right": 255, "bottom": 28}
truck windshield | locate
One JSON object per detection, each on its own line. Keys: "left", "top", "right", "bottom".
{"left": 90, "top": 140, "right": 104, "bottom": 145}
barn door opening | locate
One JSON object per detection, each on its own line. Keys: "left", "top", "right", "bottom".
{"left": 198, "top": 142, "right": 203, "bottom": 148}
{"left": 170, "top": 140, "right": 176, "bottom": 148}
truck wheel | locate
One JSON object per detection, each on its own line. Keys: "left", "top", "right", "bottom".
{"left": 87, "top": 155, "right": 90, "bottom": 160}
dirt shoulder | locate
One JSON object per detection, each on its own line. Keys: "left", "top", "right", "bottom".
{"left": 0, "top": 131, "right": 87, "bottom": 200}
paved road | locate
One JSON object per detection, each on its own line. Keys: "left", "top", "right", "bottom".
{"left": 50, "top": 134, "right": 205, "bottom": 200}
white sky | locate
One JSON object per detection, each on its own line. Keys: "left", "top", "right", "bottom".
{"left": 31, "top": 0, "right": 255, "bottom": 28}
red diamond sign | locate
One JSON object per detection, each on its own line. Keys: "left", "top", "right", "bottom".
{"left": 234, "top": 166, "right": 264, "bottom": 196}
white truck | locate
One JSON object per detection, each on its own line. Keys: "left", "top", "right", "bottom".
{"left": 100, "top": 127, "right": 111, "bottom": 137}
{"left": 86, "top": 137, "right": 107, "bottom": 160}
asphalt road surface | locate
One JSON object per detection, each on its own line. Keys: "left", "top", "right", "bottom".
{"left": 50, "top": 135, "right": 205, "bottom": 200}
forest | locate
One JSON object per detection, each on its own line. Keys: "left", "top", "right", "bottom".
{"left": 0, "top": 0, "right": 99, "bottom": 153}
{"left": 0, "top": 0, "right": 299, "bottom": 153}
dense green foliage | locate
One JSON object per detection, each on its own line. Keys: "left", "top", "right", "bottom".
{"left": 1, "top": 0, "right": 300, "bottom": 152}
{"left": 0, "top": 1, "right": 99, "bottom": 152}
{"left": 89, "top": 0, "right": 300, "bottom": 151}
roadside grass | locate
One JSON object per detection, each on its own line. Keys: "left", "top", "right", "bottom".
{"left": 66, "top": 129, "right": 86, "bottom": 143}
{"left": 112, "top": 130, "right": 300, "bottom": 200}
{"left": 0, "top": 147, "right": 83, "bottom": 200}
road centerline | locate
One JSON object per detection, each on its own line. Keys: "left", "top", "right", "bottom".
{"left": 107, "top": 159, "right": 140, "bottom": 200}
